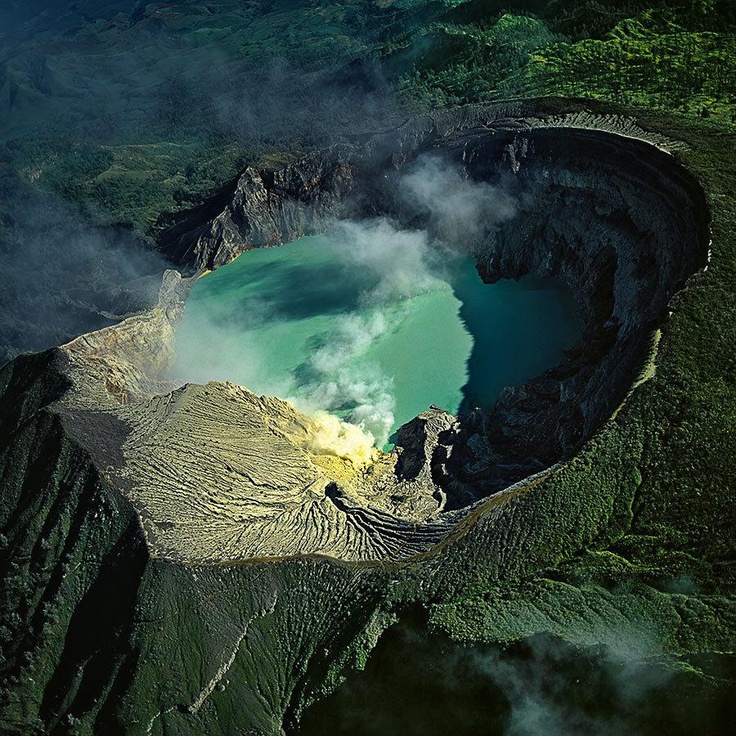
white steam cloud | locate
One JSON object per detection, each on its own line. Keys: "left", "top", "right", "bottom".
{"left": 173, "top": 155, "right": 518, "bottom": 456}
{"left": 399, "top": 154, "right": 518, "bottom": 249}
{"left": 286, "top": 219, "right": 446, "bottom": 446}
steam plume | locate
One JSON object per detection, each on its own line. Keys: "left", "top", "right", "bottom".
{"left": 172, "top": 155, "right": 518, "bottom": 452}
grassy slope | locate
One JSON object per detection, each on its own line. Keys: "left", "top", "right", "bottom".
{"left": 395, "top": 5, "right": 736, "bottom": 122}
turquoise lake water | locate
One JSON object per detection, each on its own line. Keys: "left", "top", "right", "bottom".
{"left": 173, "top": 232, "right": 581, "bottom": 447}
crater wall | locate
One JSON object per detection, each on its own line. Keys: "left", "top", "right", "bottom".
{"left": 0, "top": 107, "right": 711, "bottom": 566}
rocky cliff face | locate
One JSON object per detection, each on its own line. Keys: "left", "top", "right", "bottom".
{"left": 0, "top": 101, "right": 715, "bottom": 734}
{"left": 158, "top": 153, "right": 360, "bottom": 272}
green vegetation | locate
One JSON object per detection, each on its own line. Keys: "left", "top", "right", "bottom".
{"left": 396, "top": 8, "right": 736, "bottom": 122}
{"left": 0, "top": 139, "right": 252, "bottom": 228}
{"left": 0, "top": 2, "right": 733, "bottom": 733}
{"left": 0, "top": 1, "right": 732, "bottom": 231}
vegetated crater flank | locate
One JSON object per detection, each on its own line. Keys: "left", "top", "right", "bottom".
{"left": 60, "top": 116, "right": 709, "bottom": 564}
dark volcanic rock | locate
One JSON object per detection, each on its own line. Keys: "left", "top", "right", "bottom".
{"left": 158, "top": 153, "right": 359, "bottom": 272}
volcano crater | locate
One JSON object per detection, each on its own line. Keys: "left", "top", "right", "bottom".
{"left": 50, "top": 113, "right": 709, "bottom": 564}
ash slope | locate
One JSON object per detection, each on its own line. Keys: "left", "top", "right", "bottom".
{"left": 0, "top": 102, "right": 729, "bottom": 735}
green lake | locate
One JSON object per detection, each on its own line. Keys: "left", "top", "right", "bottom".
{"left": 173, "top": 231, "right": 582, "bottom": 447}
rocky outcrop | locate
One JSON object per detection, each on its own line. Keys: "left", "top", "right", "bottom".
{"left": 158, "top": 154, "right": 360, "bottom": 272}
{"left": 60, "top": 269, "right": 194, "bottom": 409}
